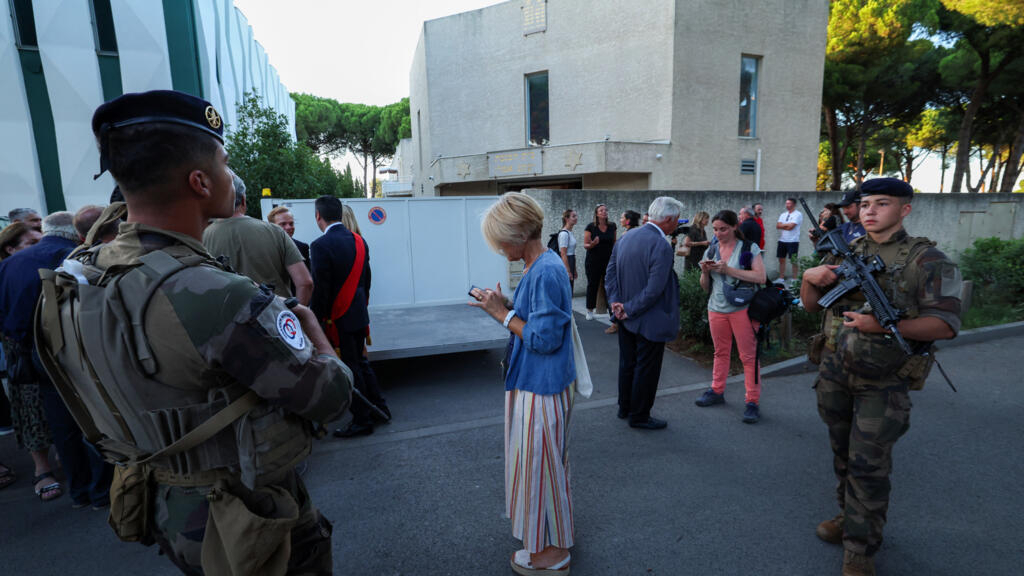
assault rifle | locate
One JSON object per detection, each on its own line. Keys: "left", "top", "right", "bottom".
{"left": 814, "top": 228, "right": 957, "bottom": 392}
{"left": 798, "top": 197, "right": 822, "bottom": 241}
{"left": 814, "top": 228, "right": 911, "bottom": 355}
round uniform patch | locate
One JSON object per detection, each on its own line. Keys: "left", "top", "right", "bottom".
{"left": 276, "top": 310, "right": 306, "bottom": 350}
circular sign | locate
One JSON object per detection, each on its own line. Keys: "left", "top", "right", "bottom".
{"left": 276, "top": 310, "right": 306, "bottom": 350}
{"left": 368, "top": 206, "right": 387, "bottom": 225}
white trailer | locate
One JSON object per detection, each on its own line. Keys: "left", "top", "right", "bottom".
{"left": 260, "top": 196, "right": 510, "bottom": 360}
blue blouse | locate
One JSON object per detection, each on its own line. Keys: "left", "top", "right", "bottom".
{"left": 504, "top": 250, "right": 575, "bottom": 395}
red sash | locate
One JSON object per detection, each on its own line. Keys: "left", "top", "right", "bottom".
{"left": 324, "top": 232, "right": 366, "bottom": 347}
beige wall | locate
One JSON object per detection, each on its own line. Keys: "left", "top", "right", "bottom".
{"left": 407, "top": 0, "right": 828, "bottom": 196}
{"left": 525, "top": 188, "right": 1023, "bottom": 295}
{"left": 414, "top": 0, "right": 675, "bottom": 159}
{"left": 583, "top": 173, "right": 651, "bottom": 189}
{"left": 662, "top": 0, "right": 829, "bottom": 191}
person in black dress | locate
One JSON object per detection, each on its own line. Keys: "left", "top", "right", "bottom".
{"left": 583, "top": 204, "right": 616, "bottom": 321}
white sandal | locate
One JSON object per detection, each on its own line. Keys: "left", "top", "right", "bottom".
{"left": 510, "top": 549, "right": 570, "bottom": 575}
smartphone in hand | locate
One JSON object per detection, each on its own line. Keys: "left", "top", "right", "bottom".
{"left": 468, "top": 285, "right": 485, "bottom": 301}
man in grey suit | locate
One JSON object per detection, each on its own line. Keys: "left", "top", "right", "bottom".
{"left": 605, "top": 197, "right": 683, "bottom": 430}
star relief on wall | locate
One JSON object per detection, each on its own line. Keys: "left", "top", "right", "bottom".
{"left": 565, "top": 151, "right": 582, "bottom": 172}
{"left": 457, "top": 162, "right": 472, "bottom": 179}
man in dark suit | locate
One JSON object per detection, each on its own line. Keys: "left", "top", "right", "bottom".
{"left": 311, "top": 196, "right": 389, "bottom": 438}
{"left": 605, "top": 197, "right": 683, "bottom": 430}
{"left": 738, "top": 206, "right": 762, "bottom": 247}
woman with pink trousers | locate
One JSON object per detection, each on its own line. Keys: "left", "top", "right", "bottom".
{"left": 694, "top": 210, "right": 767, "bottom": 423}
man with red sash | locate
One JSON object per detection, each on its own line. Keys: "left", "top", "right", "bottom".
{"left": 311, "top": 196, "right": 390, "bottom": 438}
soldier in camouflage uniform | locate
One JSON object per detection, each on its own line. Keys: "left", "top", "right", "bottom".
{"left": 800, "top": 178, "right": 962, "bottom": 576}
{"left": 35, "top": 91, "right": 353, "bottom": 575}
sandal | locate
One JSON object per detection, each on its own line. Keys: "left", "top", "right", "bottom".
{"left": 0, "top": 462, "right": 14, "bottom": 490}
{"left": 510, "top": 550, "right": 570, "bottom": 575}
{"left": 32, "top": 473, "right": 63, "bottom": 502}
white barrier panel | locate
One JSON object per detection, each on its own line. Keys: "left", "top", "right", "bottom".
{"left": 261, "top": 196, "right": 508, "bottom": 309}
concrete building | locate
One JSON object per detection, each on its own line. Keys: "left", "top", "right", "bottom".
{"left": 405, "top": 0, "right": 828, "bottom": 196}
{"left": 2, "top": 0, "right": 294, "bottom": 217}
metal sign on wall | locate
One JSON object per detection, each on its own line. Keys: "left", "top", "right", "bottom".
{"left": 488, "top": 148, "right": 543, "bottom": 178}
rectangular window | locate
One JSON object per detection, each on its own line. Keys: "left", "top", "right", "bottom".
{"left": 10, "top": 0, "right": 38, "bottom": 48}
{"left": 526, "top": 72, "right": 549, "bottom": 147}
{"left": 738, "top": 56, "right": 759, "bottom": 138}
{"left": 89, "top": 0, "right": 118, "bottom": 53}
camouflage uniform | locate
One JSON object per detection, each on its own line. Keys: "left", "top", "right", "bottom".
{"left": 815, "top": 229, "right": 961, "bottom": 557}
{"left": 90, "top": 223, "right": 352, "bottom": 575}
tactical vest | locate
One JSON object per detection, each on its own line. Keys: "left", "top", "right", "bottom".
{"left": 823, "top": 233, "right": 937, "bottom": 385}
{"left": 34, "top": 240, "right": 310, "bottom": 489}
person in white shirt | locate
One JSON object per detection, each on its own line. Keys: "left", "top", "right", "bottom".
{"left": 775, "top": 197, "right": 803, "bottom": 282}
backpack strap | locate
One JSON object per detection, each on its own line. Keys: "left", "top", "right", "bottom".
{"left": 133, "top": 390, "right": 260, "bottom": 466}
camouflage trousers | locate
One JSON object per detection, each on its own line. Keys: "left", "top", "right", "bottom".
{"left": 815, "top": 349, "right": 912, "bottom": 557}
{"left": 152, "top": 472, "right": 334, "bottom": 575}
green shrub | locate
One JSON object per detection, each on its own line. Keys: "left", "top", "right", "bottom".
{"left": 960, "top": 237, "right": 1024, "bottom": 304}
{"left": 678, "top": 268, "right": 711, "bottom": 343}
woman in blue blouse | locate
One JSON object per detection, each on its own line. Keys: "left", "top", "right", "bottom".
{"left": 470, "top": 192, "right": 575, "bottom": 575}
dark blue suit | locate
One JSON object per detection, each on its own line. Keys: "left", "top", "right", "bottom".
{"left": 605, "top": 224, "right": 680, "bottom": 423}
{"left": 0, "top": 235, "right": 113, "bottom": 506}
{"left": 310, "top": 222, "right": 385, "bottom": 428}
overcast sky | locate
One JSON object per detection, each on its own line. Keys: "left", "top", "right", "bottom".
{"left": 233, "top": 0, "right": 498, "bottom": 106}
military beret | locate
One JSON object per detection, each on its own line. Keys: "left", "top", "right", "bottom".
{"left": 859, "top": 177, "right": 913, "bottom": 199}
{"left": 837, "top": 189, "right": 861, "bottom": 207}
{"left": 91, "top": 90, "right": 224, "bottom": 178}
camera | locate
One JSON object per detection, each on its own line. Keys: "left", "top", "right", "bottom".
{"left": 670, "top": 218, "right": 690, "bottom": 238}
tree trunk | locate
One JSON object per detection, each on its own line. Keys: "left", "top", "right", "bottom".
{"left": 370, "top": 153, "right": 380, "bottom": 198}
{"left": 952, "top": 84, "right": 989, "bottom": 193}
{"left": 967, "top": 147, "right": 997, "bottom": 193}
{"left": 362, "top": 150, "right": 370, "bottom": 198}
{"left": 950, "top": 49, "right": 1018, "bottom": 192}
{"left": 998, "top": 111, "right": 1024, "bottom": 193}
{"left": 855, "top": 124, "right": 867, "bottom": 189}
{"left": 939, "top": 145, "right": 948, "bottom": 193}
{"left": 824, "top": 106, "right": 843, "bottom": 191}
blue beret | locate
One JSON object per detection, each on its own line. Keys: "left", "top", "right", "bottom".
{"left": 91, "top": 90, "right": 224, "bottom": 178}
{"left": 860, "top": 178, "right": 913, "bottom": 199}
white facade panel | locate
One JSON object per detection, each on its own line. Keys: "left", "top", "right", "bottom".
{"left": 2, "top": 0, "right": 293, "bottom": 218}
{"left": 194, "top": 0, "right": 225, "bottom": 122}
{"left": 110, "top": 0, "right": 173, "bottom": 92}
{"left": 34, "top": 0, "right": 115, "bottom": 211}
{"left": 0, "top": 8, "right": 46, "bottom": 214}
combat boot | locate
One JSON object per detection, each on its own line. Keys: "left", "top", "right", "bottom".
{"left": 816, "top": 513, "right": 843, "bottom": 545}
{"left": 842, "top": 550, "right": 875, "bottom": 576}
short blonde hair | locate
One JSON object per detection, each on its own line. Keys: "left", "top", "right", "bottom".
{"left": 266, "top": 206, "right": 291, "bottom": 224}
{"left": 694, "top": 210, "right": 710, "bottom": 227}
{"left": 481, "top": 192, "right": 544, "bottom": 254}
{"left": 341, "top": 204, "right": 361, "bottom": 235}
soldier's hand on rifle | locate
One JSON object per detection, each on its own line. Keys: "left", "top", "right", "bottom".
{"left": 802, "top": 264, "right": 839, "bottom": 288}
{"left": 841, "top": 311, "right": 885, "bottom": 334}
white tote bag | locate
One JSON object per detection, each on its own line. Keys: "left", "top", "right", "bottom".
{"left": 571, "top": 317, "right": 593, "bottom": 398}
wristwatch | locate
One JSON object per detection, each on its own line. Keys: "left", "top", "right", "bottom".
{"left": 502, "top": 309, "right": 516, "bottom": 328}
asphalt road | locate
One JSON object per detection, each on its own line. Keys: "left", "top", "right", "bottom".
{"left": 1, "top": 318, "right": 1021, "bottom": 576}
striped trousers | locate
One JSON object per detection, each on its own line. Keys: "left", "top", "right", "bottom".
{"left": 504, "top": 386, "right": 575, "bottom": 553}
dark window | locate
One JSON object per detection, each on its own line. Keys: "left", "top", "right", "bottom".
{"left": 10, "top": 0, "right": 38, "bottom": 48}
{"left": 526, "top": 72, "right": 549, "bottom": 147}
{"left": 738, "top": 56, "right": 759, "bottom": 137}
{"left": 90, "top": 0, "right": 118, "bottom": 53}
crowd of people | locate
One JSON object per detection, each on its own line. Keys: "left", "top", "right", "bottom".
{"left": 470, "top": 181, "right": 960, "bottom": 576}
{"left": 1, "top": 87, "right": 963, "bottom": 576}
